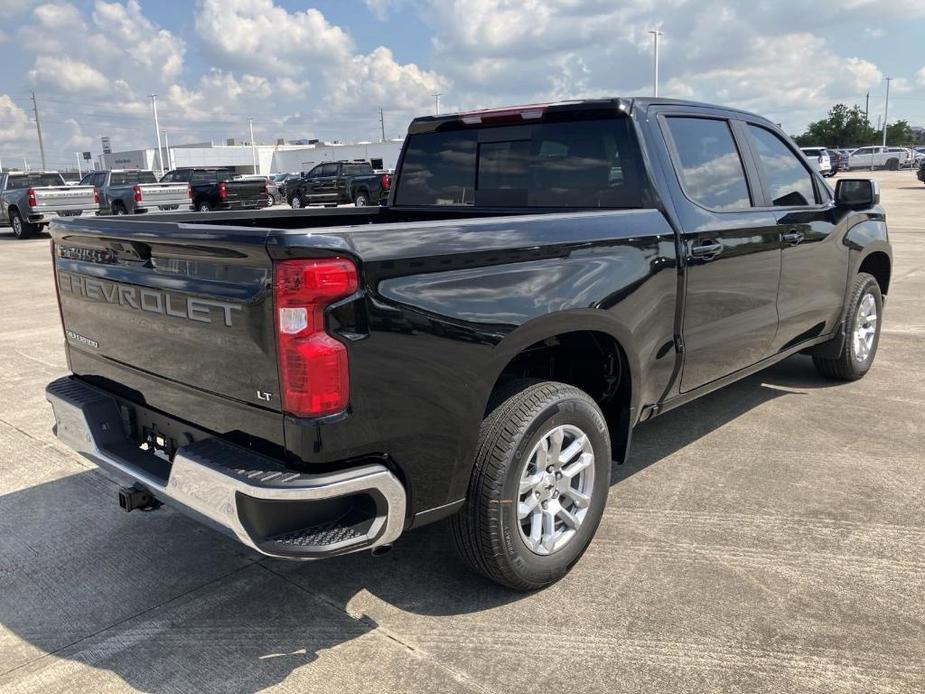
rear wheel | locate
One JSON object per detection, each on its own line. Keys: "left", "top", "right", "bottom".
{"left": 290, "top": 195, "right": 302, "bottom": 209}
{"left": 9, "top": 209, "right": 35, "bottom": 239}
{"left": 813, "top": 272, "right": 882, "bottom": 381}
{"left": 354, "top": 191, "right": 369, "bottom": 207}
{"left": 112, "top": 202, "right": 128, "bottom": 215}
{"left": 451, "top": 380, "right": 611, "bottom": 590}
{"left": 886, "top": 158, "right": 899, "bottom": 171}
{"left": 197, "top": 201, "right": 212, "bottom": 212}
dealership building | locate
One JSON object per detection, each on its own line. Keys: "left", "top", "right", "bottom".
{"left": 97, "top": 139, "right": 404, "bottom": 175}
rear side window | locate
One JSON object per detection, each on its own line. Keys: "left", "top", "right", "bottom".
{"left": 111, "top": 171, "right": 157, "bottom": 185}
{"left": 664, "top": 117, "right": 751, "bottom": 211}
{"left": 395, "top": 117, "right": 648, "bottom": 208}
{"left": 747, "top": 125, "right": 817, "bottom": 207}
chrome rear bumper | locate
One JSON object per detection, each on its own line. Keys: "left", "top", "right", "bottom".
{"left": 45, "top": 377, "right": 406, "bottom": 558}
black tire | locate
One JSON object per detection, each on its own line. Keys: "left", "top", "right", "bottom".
{"left": 354, "top": 191, "right": 369, "bottom": 207}
{"left": 112, "top": 202, "right": 128, "bottom": 215}
{"left": 290, "top": 195, "right": 302, "bottom": 209}
{"left": 450, "top": 380, "right": 611, "bottom": 591}
{"left": 886, "top": 158, "right": 899, "bottom": 171}
{"left": 813, "top": 272, "right": 882, "bottom": 381}
{"left": 197, "top": 201, "right": 212, "bottom": 212}
{"left": 9, "top": 209, "right": 35, "bottom": 239}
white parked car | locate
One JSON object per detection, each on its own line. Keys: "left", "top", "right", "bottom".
{"left": 847, "top": 146, "right": 905, "bottom": 171}
{"left": 799, "top": 147, "right": 833, "bottom": 177}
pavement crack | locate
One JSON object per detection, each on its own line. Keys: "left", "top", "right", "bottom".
{"left": 255, "top": 561, "right": 498, "bottom": 694}
{"left": 0, "top": 560, "right": 258, "bottom": 680}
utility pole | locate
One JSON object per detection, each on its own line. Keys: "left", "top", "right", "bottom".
{"left": 248, "top": 118, "right": 258, "bottom": 173}
{"left": 379, "top": 107, "right": 386, "bottom": 142}
{"left": 31, "top": 92, "right": 47, "bottom": 171}
{"left": 881, "top": 77, "right": 892, "bottom": 147}
{"left": 864, "top": 92, "right": 870, "bottom": 122}
{"left": 149, "top": 94, "right": 164, "bottom": 177}
{"left": 432, "top": 93, "right": 442, "bottom": 115}
{"left": 648, "top": 30, "right": 663, "bottom": 97}
{"left": 75, "top": 152, "right": 82, "bottom": 176}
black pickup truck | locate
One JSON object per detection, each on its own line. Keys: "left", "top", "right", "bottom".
{"left": 160, "top": 167, "right": 270, "bottom": 212}
{"left": 287, "top": 160, "right": 391, "bottom": 208}
{"left": 46, "top": 98, "right": 890, "bottom": 590}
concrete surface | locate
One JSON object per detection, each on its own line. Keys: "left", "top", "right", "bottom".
{"left": 1, "top": 171, "right": 923, "bottom": 693}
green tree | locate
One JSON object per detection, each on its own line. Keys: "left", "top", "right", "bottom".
{"left": 884, "top": 120, "right": 913, "bottom": 145}
{"left": 793, "top": 104, "right": 876, "bottom": 148}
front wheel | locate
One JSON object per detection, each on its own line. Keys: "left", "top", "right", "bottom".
{"left": 813, "top": 272, "right": 883, "bottom": 381}
{"left": 290, "top": 195, "right": 302, "bottom": 209}
{"left": 451, "top": 380, "right": 611, "bottom": 591}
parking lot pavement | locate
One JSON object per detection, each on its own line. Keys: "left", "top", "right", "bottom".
{"left": 1, "top": 171, "right": 923, "bottom": 693}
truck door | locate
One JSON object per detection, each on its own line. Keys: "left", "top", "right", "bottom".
{"left": 315, "top": 163, "right": 339, "bottom": 203}
{"left": 660, "top": 114, "right": 782, "bottom": 391}
{"left": 742, "top": 123, "right": 849, "bottom": 352}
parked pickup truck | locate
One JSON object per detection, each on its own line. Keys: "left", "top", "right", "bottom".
{"left": 847, "top": 146, "right": 905, "bottom": 171}
{"left": 45, "top": 98, "right": 891, "bottom": 590}
{"left": 287, "top": 160, "right": 391, "bottom": 208}
{"left": 81, "top": 170, "right": 193, "bottom": 215}
{"left": 160, "top": 167, "right": 270, "bottom": 212}
{"left": 1, "top": 171, "right": 98, "bottom": 239}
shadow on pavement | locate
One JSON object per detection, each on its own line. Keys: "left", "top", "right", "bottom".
{"left": 0, "top": 353, "right": 837, "bottom": 691}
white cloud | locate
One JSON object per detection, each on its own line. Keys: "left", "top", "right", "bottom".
{"left": 195, "top": 0, "right": 354, "bottom": 75}
{"left": 0, "top": 94, "right": 31, "bottom": 143}
{"left": 918, "top": 66, "right": 925, "bottom": 87}
{"left": 28, "top": 55, "right": 109, "bottom": 92}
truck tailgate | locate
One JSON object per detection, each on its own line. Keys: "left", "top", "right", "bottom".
{"left": 137, "top": 183, "right": 190, "bottom": 208}
{"left": 50, "top": 219, "right": 281, "bottom": 414}
{"left": 225, "top": 179, "right": 266, "bottom": 204}
{"left": 34, "top": 185, "right": 97, "bottom": 213}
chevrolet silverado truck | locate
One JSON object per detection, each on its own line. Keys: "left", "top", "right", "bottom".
{"left": 45, "top": 98, "right": 891, "bottom": 590}
{"left": 160, "top": 167, "right": 270, "bottom": 212}
{"left": 1, "top": 171, "right": 98, "bottom": 239}
{"left": 81, "top": 170, "right": 193, "bottom": 215}
{"left": 287, "top": 160, "right": 390, "bottom": 208}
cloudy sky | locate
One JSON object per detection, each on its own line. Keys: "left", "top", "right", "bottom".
{"left": 1, "top": 0, "right": 924, "bottom": 170}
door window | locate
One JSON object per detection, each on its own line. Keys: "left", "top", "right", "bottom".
{"left": 664, "top": 117, "right": 752, "bottom": 211}
{"left": 320, "top": 164, "right": 338, "bottom": 177}
{"left": 747, "top": 125, "right": 817, "bottom": 207}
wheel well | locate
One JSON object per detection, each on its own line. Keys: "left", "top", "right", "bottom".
{"left": 489, "top": 330, "right": 632, "bottom": 461}
{"left": 859, "top": 252, "right": 891, "bottom": 296}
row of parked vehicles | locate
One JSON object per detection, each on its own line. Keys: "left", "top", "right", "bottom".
{"left": 800, "top": 145, "right": 925, "bottom": 176}
{"left": 1, "top": 159, "right": 392, "bottom": 238}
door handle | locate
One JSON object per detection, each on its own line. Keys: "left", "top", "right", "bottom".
{"left": 690, "top": 239, "right": 723, "bottom": 259}
{"left": 781, "top": 229, "right": 804, "bottom": 245}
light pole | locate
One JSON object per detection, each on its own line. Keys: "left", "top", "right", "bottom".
{"left": 648, "top": 30, "right": 663, "bottom": 97}
{"left": 248, "top": 118, "right": 258, "bottom": 173}
{"left": 432, "top": 93, "right": 442, "bottom": 115}
{"left": 881, "top": 77, "right": 892, "bottom": 147}
{"left": 162, "top": 129, "right": 171, "bottom": 171}
{"left": 149, "top": 94, "right": 164, "bottom": 177}
{"left": 75, "top": 152, "right": 82, "bottom": 176}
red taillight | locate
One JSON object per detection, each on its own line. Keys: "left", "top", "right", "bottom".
{"left": 132, "top": 184, "right": 143, "bottom": 203}
{"left": 218, "top": 181, "right": 227, "bottom": 200}
{"left": 262, "top": 182, "right": 269, "bottom": 196}
{"left": 380, "top": 173, "right": 391, "bottom": 190}
{"left": 274, "top": 258, "right": 358, "bottom": 417}
{"left": 93, "top": 187, "right": 100, "bottom": 204}
{"left": 187, "top": 185, "right": 193, "bottom": 199}
{"left": 27, "top": 187, "right": 37, "bottom": 207}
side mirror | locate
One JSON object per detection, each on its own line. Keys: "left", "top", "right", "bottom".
{"left": 835, "top": 178, "right": 880, "bottom": 208}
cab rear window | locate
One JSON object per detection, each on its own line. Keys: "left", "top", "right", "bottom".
{"left": 395, "top": 117, "right": 648, "bottom": 208}
{"left": 7, "top": 173, "right": 65, "bottom": 189}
